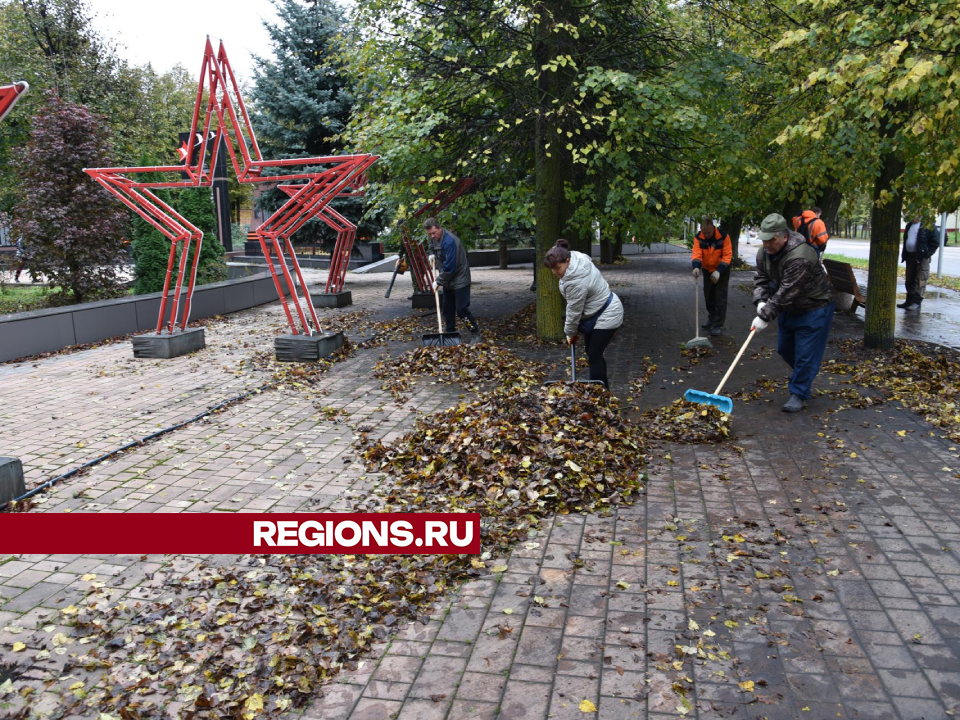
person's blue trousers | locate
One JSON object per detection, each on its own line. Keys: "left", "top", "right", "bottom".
{"left": 777, "top": 301, "right": 835, "bottom": 400}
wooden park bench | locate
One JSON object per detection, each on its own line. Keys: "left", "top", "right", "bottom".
{"left": 823, "top": 258, "right": 867, "bottom": 311}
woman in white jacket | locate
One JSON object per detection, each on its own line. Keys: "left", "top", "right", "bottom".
{"left": 543, "top": 239, "right": 624, "bottom": 389}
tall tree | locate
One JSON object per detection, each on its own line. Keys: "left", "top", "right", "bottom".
{"left": 754, "top": 0, "right": 960, "bottom": 349}
{"left": 14, "top": 91, "right": 127, "bottom": 303}
{"left": 0, "top": 1, "right": 198, "bottom": 211}
{"left": 347, "top": 0, "right": 688, "bottom": 339}
{"left": 251, "top": 0, "right": 374, "bottom": 244}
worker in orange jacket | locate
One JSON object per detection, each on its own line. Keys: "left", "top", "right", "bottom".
{"left": 691, "top": 216, "right": 733, "bottom": 336}
{"left": 792, "top": 207, "right": 829, "bottom": 256}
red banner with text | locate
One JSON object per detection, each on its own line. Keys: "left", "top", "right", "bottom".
{"left": 0, "top": 513, "right": 481, "bottom": 554}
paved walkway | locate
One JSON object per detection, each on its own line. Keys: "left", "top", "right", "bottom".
{"left": 2, "top": 257, "right": 960, "bottom": 720}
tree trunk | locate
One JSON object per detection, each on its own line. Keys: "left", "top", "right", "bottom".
{"left": 864, "top": 140, "right": 905, "bottom": 350}
{"left": 600, "top": 231, "right": 612, "bottom": 264}
{"left": 722, "top": 212, "right": 744, "bottom": 265}
{"left": 533, "top": 1, "right": 568, "bottom": 341}
{"left": 613, "top": 234, "right": 623, "bottom": 261}
{"left": 780, "top": 197, "right": 803, "bottom": 227}
{"left": 498, "top": 236, "right": 508, "bottom": 269}
{"left": 816, "top": 188, "right": 843, "bottom": 236}
{"left": 561, "top": 152, "right": 590, "bottom": 255}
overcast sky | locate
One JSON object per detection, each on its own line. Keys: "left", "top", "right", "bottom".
{"left": 87, "top": 0, "right": 280, "bottom": 85}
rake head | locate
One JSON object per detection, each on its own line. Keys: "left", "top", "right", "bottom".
{"left": 684, "top": 388, "right": 733, "bottom": 414}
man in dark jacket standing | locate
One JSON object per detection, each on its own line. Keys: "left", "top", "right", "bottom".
{"left": 751, "top": 213, "right": 836, "bottom": 413}
{"left": 899, "top": 217, "right": 939, "bottom": 311}
{"left": 424, "top": 217, "right": 480, "bottom": 335}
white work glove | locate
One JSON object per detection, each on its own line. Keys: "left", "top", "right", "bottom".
{"left": 710, "top": 270, "right": 720, "bottom": 284}
{"left": 566, "top": 334, "right": 576, "bottom": 345}
{"left": 431, "top": 280, "right": 439, "bottom": 292}
{"left": 692, "top": 268, "right": 700, "bottom": 279}
{"left": 751, "top": 316, "right": 768, "bottom": 332}
{"left": 427, "top": 254, "right": 436, "bottom": 266}
{"left": 757, "top": 301, "right": 767, "bottom": 315}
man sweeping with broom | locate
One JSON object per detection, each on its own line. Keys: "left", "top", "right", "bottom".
{"left": 425, "top": 217, "right": 481, "bottom": 338}
{"left": 751, "top": 213, "right": 836, "bottom": 413}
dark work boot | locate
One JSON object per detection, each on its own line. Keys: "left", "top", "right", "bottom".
{"left": 701, "top": 319, "right": 713, "bottom": 329}
{"left": 709, "top": 325, "right": 722, "bottom": 337}
{"left": 781, "top": 394, "right": 806, "bottom": 413}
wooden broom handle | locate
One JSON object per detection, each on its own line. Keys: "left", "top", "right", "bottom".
{"left": 713, "top": 328, "right": 756, "bottom": 396}
{"left": 431, "top": 256, "right": 443, "bottom": 333}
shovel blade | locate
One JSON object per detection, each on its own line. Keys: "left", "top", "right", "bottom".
{"left": 421, "top": 332, "right": 462, "bottom": 347}
{"left": 684, "top": 388, "right": 733, "bottom": 414}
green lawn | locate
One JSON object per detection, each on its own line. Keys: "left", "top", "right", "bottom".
{"left": 0, "top": 283, "right": 51, "bottom": 314}
{"left": 823, "top": 253, "right": 960, "bottom": 293}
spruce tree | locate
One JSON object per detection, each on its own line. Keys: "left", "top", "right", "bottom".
{"left": 251, "top": 0, "right": 376, "bottom": 245}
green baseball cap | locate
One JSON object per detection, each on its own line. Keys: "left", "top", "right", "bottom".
{"left": 758, "top": 213, "right": 788, "bottom": 241}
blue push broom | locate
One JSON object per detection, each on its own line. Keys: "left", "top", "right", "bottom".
{"left": 683, "top": 328, "right": 757, "bottom": 414}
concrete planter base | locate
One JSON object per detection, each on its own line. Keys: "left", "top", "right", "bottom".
{"left": 131, "top": 328, "right": 206, "bottom": 359}
{"left": 0, "top": 457, "right": 25, "bottom": 505}
{"left": 310, "top": 290, "right": 352, "bottom": 308}
{"left": 275, "top": 331, "right": 344, "bottom": 362}
{"left": 412, "top": 292, "right": 437, "bottom": 310}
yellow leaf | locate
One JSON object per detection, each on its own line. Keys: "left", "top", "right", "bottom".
{"left": 566, "top": 460, "right": 582, "bottom": 473}
{"left": 896, "top": 430, "right": 906, "bottom": 437}
{"left": 579, "top": 699, "right": 597, "bottom": 713}
{"left": 738, "top": 680, "right": 755, "bottom": 692}
{"left": 491, "top": 565, "right": 508, "bottom": 573}
{"left": 242, "top": 692, "right": 264, "bottom": 719}
{"left": 503, "top": 608, "right": 513, "bottom": 615}
{"left": 667, "top": 580, "right": 679, "bottom": 587}
{"left": 11, "top": 642, "right": 26, "bottom": 652}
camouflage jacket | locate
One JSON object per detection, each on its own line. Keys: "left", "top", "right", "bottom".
{"left": 753, "top": 231, "right": 834, "bottom": 320}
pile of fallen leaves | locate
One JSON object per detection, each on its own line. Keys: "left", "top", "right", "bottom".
{"left": 639, "top": 399, "right": 731, "bottom": 444}
{"left": 39, "top": 384, "right": 642, "bottom": 720}
{"left": 363, "top": 383, "right": 646, "bottom": 534}
{"left": 373, "top": 343, "right": 546, "bottom": 400}
{"left": 680, "top": 346, "right": 712, "bottom": 366}
{"left": 44, "top": 549, "right": 475, "bottom": 720}
{"left": 825, "top": 339, "right": 960, "bottom": 441}
{"left": 479, "top": 303, "right": 556, "bottom": 346}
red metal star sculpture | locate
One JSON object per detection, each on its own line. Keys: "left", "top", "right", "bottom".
{"left": 85, "top": 39, "right": 377, "bottom": 336}
{"left": 0, "top": 81, "right": 28, "bottom": 123}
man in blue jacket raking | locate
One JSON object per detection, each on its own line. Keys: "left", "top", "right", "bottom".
{"left": 424, "top": 217, "right": 480, "bottom": 336}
